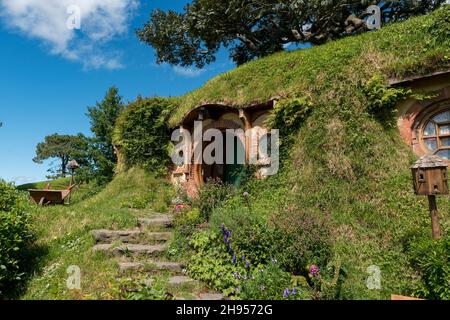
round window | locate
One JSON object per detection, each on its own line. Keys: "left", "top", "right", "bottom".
{"left": 421, "top": 109, "right": 450, "bottom": 160}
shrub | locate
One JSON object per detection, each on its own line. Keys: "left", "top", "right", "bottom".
{"left": 187, "top": 225, "right": 313, "bottom": 300}
{"left": 174, "top": 208, "right": 204, "bottom": 238}
{"left": 363, "top": 75, "right": 412, "bottom": 125}
{"left": 237, "top": 261, "right": 300, "bottom": 300}
{"left": 114, "top": 97, "right": 174, "bottom": 175}
{"left": 168, "top": 208, "right": 204, "bottom": 259}
{"left": 270, "top": 209, "right": 333, "bottom": 276}
{"left": 230, "top": 218, "right": 276, "bottom": 266}
{"left": 408, "top": 234, "right": 450, "bottom": 300}
{"left": 0, "top": 181, "right": 34, "bottom": 295}
{"left": 266, "top": 96, "right": 312, "bottom": 137}
{"left": 194, "top": 179, "right": 234, "bottom": 221}
{"left": 187, "top": 230, "right": 245, "bottom": 296}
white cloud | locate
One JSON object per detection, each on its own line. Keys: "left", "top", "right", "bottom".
{"left": 172, "top": 66, "right": 206, "bottom": 78}
{"left": 0, "top": 0, "right": 138, "bottom": 70}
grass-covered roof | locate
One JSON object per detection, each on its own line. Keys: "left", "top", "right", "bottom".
{"left": 170, "top": 7, "right": 450, "bottom": 126}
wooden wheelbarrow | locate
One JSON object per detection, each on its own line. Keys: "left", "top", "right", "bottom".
{"left": 29, "top": 183, "right": 76, "bottom": 206}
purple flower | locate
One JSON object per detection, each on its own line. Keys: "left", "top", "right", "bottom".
{"left": 283, "top": 288, "right": 290, "bottom": 298}
{"left": 310, "top": 264, "right": 319, "bottom": 277}
{"left": 242, "top": 255, "right": 246, "bottom": 261}
{"left": 232, "top": 254, "right": 237, "bottom": 264}
{"left": 291, "top": 288, "right": 297, "bottom": 296}
{"left": 245, "top": 261, "right": 250, "bottom": 268}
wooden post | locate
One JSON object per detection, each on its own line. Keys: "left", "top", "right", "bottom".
{"left": 427, "top": 195, "right": 441, "bottom": 240}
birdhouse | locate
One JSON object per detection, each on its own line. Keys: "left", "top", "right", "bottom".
{"left": 67, "top": 160, "right": 80, "bottom": 171}
{"left": 411, "top": 155, "right": 448, "bottom": 196}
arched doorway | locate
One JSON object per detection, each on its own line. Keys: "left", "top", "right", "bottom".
{"left": 202, "top": 126, "right": 246, "bottom": 188}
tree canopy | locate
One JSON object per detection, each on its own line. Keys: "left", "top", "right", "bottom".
{"left": 33, "top": 134, "right": 89, "bottom": 178}
{"left": 137, "top": 0, "right": 446, "bottom": 68}
{"left": 87, "top": 86, "right": 125, "bottom": 183}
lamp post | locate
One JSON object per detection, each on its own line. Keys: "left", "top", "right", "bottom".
{"left": 411, "top": 155, "right": 448, "bottom": 239}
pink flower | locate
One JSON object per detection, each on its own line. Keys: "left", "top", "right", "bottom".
{"left": 310, "top": 264, "right": 319, "bottom": 277}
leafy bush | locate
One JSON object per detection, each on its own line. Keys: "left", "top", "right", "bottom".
{"left": 187, "top": 230, "right": 245, "bottom": 296}
{"left": 187, "top": 225, "right": 313, "bottom": 300}
{"left": 408, "top": 234, "right": 450, "bottom": 300}
{"left": 114, "top": 97, "right": 174, "bottom": 175}
{"left": 194, "top": 179, "right": 234, "bottom": 221}
{"left": 0, "top": 181, "right": 34, "bottom": 295}
{"left": 232, "top": 219, "right": 276, "bottom": 266}
{"left": 174, "top": 208, "right": 204, "bottom": 238}
{"left": 363, "top": 75, "right": 412, "bottom": 125}
{"left": 267, "top": 96, "right": 312, "bottom": 137}
{"left": 168, "top": 208, "right": 204, "bottom": 259}
{"left": 270, "top": 209, "right": 333, "bottom": 276}
{"left": 237, "top": 261, "right": 304, "bottom": 300}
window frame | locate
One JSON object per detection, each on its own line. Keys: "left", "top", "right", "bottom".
{"left": 420, "top": 108, "right": 450, "bottom": 160}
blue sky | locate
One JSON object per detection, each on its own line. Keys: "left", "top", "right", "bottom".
{"left": 0, "top": 0, "right": 234, "bottom": 184}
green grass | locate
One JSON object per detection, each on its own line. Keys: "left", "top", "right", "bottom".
{"left": 18, "top": 168, "right": 175, "bottom": 300}
{"left": 17, "top": 178, "right": 72, "bottom": 191}
{"left": 16, "top": 8, "right": 450, "bottom": 300}
{"left": 163, "top": 8, "right": 450, "bottom": 300}
{"left": 169, "top": 7, "right": 450, "bottom": 126}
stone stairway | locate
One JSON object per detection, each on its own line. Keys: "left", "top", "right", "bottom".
{"left": 92, "top": 212, "right": 224, "bottom": 300}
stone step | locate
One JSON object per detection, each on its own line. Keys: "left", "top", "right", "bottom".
{"left": 168, "top": 276, "right": 198, "bottom": 286}
{"left": 198, "top": 293, "right": 225, "bottom": 301}
{"left": 91, "top": 229, "right": 142, "bottom": 243}
{"left": 93, "top": 243, "right": 167, "bottom": 256}
{"left": 119, "top": 261, "right": 183, "bottom": 273}
{"left": 147, "top": 232, "right": 173, "bottom": 241}
{"left": 138, "top": 216, "right": 174, "bottom": 228}
{"left": 145, "top": 276, "right": 199, "bottom": 287}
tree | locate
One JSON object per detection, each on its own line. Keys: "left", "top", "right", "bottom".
{"left": 114, "top": 97, "right": 173, "bottom": 174}
{"left": 86, "top": 86, "right": 125, "bottom": 183}
{"left": 137, "top": 0, "right": 446, "bottom": 67}
{"left": 33, "top": 134, "right": 89, "bottom": 178}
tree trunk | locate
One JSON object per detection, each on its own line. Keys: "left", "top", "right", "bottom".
{"left": 61, "top": 156, "right": 68, "bottom": 177}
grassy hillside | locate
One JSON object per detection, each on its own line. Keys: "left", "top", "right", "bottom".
{"left": 170, "top": 6, "right": 450, "bottom": 126}
{"left": 17, "top": 178, "right": 102, "bottom": 205}
{"left": 16, "top": 8, "right": 450, "bottom": 300}
{"left": 161, "top": 7, "right": 450, "bottom": 300}
{"left": 17, "top": 168, "right": 174, "bottom": 299}
{"left": 17, "top": 178, "right": 72, "bottom": 191}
